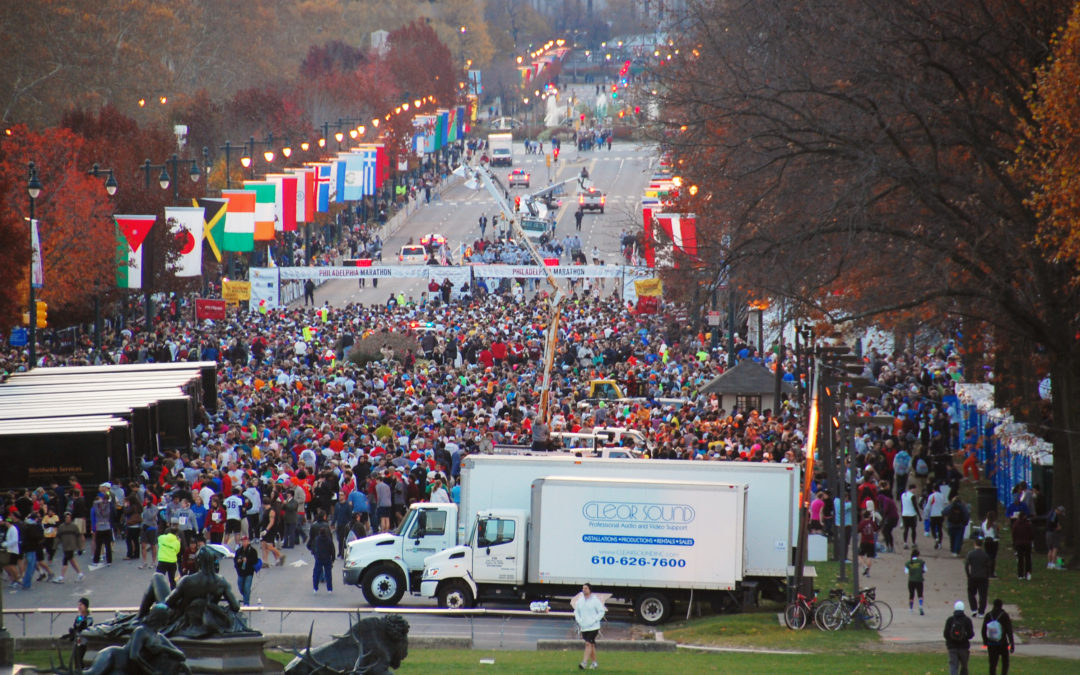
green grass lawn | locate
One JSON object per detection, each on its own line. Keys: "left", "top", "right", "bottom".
{"left": 976, "top": 483, "right": 1080, "bottom": 643}
{"left": 663, "top": 609, "right": 880, "bottom": 651}
{"left": 17, "top": 648, "right": 1078, "bottom": 674}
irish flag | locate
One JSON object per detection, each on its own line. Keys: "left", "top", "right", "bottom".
{"left": 243, "top": 181, "right": 276, "bottom": 241}
{"left": 220, "top": 189, "right": 256, "bottom": 252}
{"left": 115, "top": 214, "right": 156, "bottom": 289}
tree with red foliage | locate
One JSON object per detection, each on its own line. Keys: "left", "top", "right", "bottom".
{"left": 0, "top": 125, "right": 117, "bottom": 331}
{"left": 384, "top": 21, "right": 457, "bottom": 107}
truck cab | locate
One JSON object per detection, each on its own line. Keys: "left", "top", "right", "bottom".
{"left": 420, "top": 508, "right": 527, "bottom": 610}
{"left": 343, "top": 502, "right": 458, "bottom": 606}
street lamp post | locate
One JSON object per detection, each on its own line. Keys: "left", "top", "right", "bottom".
{"left": 138, "top": 155, "right": 200, "bottom": 331}
{"left": 88, "top": 164, "right": 119, "bottom": 356}
{"left": 26, "top": 162, "right": 42, "bottom": 370}
{"left": 459, "top": 25, "right": 467, "bottom": 74}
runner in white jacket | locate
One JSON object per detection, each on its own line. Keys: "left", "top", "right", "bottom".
{"left": 574, "top": 583, "right": 606, "bottom": 670}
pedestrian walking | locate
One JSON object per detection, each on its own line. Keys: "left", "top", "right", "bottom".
{"left": 981, "top": 511, "right": 1000, "bottom": 578}
{"left": 965, "top": 538, "right": 991, "bottom": 616}
{"left": 156, "top": 527, "right": 181, "bottom": 590}
{"left": 904, "top": 548, "right": 927, "bottom": 615}
{"left": 1045, "top": 504, "right": 1065, "bottom": 570}
{"left": 574, "top": 583, "right": 606, "bottom": 670}
{"left": 943, "top": 494, "right": 970, "bottom": 556}
{"left": 857, "top": 509, "right": 879, "bottom": 577}
{"left": 233, "top": 535, "right": 259, "bottom": 606}
{"left": 53, "top": 512, "right": 85, "bottom": 583}
{"left": 944, "top": 600, "right": 975, "bottom": 675}
{"left": 479, "top": 214, "right": 487, "bottom": 238}
{"left": 89, "top": 486, "right": 114, "bottom": 569}
{"left": 303, "top": 279, "right": 315, "bottom": 306}
{"left": 574, "top": 208, "right": 584, "bottom": 231}
{"left": 1011, "top": 510, "right": 1034, "bottom": 580}
{"left": 901, "top": 483, "right": 921, "bottom": 548}
{"left": 311, "top": 524, "right": 335, "bottom": 595}
{"left": 981, "top": 598, "right": 1015, "bottom": 675}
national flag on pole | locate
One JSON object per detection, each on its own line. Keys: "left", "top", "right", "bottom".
{"left": 366, "top": 143, "right": 388, "bottom": 187}
{"left": 332, "top": 157, "right": 347, "bottom": 203}
{"left": 220, "top": 189, "right": 256, "bottom": 252}
{"left": 288, "top": 167, "right": 315, "bottom": 223}
{"left": 266, "top": 173, "right": 297, "bottom": 232}
{"left": 654, "top": 213, "right": 698, "bottom": 258}
{"left": 30, "top": 219, "right": 43, "bottom": 289}
{"left": 164, "top": 206, "right": 205, "bottom": 277}
{"left": 341, "top": 152, "right": 367, "bottom": 201}
{"left": 114, "top": 214, "right": 156, "bottom": 289}
{"left": 642, "top": 205, "right": 656, "bottom": 268}
{"left": 313, "top": 163, "right": 332, "bottom": 212}
{"left": 195, "top": 197, "right": 227, "bottom": 262}
{"left": 243, "top": 181, "right": 276, "bottom": 241}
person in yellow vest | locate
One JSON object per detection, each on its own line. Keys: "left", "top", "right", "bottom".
{"left": 156, "top": 527, "right": 181, "bottom": 590}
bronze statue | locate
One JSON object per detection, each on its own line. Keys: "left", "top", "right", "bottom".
{"left": 85, "top": 547, "right": 254, "bottom": 641}
{"left": 284, "top": 614, "right": 410, "bottom": 675}
{"left": 81, "top": 624, "right": 191, "bottom": 675}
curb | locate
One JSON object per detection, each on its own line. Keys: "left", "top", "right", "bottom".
{"left": 14, "top": 634, "right": 472, "bottom": 652}
{"left": 536, "top": 639, "right": 676, "bottom": 652}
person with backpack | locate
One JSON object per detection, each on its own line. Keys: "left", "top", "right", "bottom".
{"left": 981, "top": 598, "right": 1015, "bottom": 675}
{"left": 943, "top": 495, "right": 970, "bottom": 557}
{"left": 944, "top": 600, "right": 975, "bottom": 675}
{"left": 904, "top": 548, "right": 928, "bottom": 615}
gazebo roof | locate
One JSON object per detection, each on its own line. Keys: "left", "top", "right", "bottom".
{"left": 700, "top": 359, "right": 796, "bottom": 395}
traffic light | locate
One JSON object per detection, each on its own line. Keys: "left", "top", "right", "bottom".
{"left": 553, "top": 147, "right": 559, "bottom": 161}
{"left": 35, "top": 300, "right": 47, "bottom": 328}
{"left": 514, "top": 196, "right": 521, "bottom": 212}
{"left": 580, "top": 113, "right": 586, "bottom": 122}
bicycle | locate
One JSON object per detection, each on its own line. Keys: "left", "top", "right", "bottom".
{"left": 817, "top": 587, "right": 893, "bottom": 631}
{"left": 783, "top": 590, "right": 822, "bottom": 630}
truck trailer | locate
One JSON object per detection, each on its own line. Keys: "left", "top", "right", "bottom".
{"left": 342, "top": 455, "right": 799, "bottom": 613}
{"left": 421, "top": 476, "right": 747, "bottom": 624}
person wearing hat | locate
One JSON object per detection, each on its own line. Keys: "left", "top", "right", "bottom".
{"left": 943, "top": 600, "right": 975, "bottom": 675}
{"left": 65, "top": 596, "right": 93, "bottom": 669}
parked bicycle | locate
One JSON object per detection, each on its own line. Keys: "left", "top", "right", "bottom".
{"left": 816, "top": 587, "right": 893, "bottom": 631}
{"left": 784, "top": 590, "right": 823, "bottom": 630}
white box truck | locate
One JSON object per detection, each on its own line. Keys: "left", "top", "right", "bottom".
{"left": 488, "top": 132, "right": 513, "bottom": 166}
{"left": 420, "top": 477, "right": 747, "bottom": 624}
{"left": 344, "top": 455, "right": 799, "bottom": 610}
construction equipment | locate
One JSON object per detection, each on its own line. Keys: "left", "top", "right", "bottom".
{"left": 454, "top": 164, "right": 586, "bottom": 424}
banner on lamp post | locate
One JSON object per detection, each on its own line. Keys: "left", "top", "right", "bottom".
{"left": 31, "top": 219, "right": 43, "bottom": 289}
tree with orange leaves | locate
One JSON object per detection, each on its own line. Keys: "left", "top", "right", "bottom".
{"left": 1017, "top": 2, "right": 1080, "bottom": 278}
{"left": 0, "top": 125, "right": 117, "bottom": 331}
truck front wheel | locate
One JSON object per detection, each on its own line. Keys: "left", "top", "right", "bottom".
{"left": 635, "top": 591, "right": 671, "bottom": 625}
{"left": 437, "top": 581, "right": 474, "bottom": 610}
{"left": 361, "top": 564, "right": 406, "bottom": 606}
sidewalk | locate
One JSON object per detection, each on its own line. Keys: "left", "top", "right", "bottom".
{"left": 842, "top": 528, "right": 1080, "bottom": 658}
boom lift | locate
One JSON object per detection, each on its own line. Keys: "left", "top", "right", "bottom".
{"left": 454, "top": 164, "right": 587, "bottom": 424}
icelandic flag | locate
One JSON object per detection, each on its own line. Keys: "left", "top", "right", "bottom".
{"left": 314, "top": 163, "right": 332, "bottom": 212}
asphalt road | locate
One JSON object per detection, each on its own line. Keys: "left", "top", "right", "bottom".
{"left": 303, "top": 135, "right": 659, "bottom": 309}
{"left": 3, "top": 545, "right": 635, "bottom": 650}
